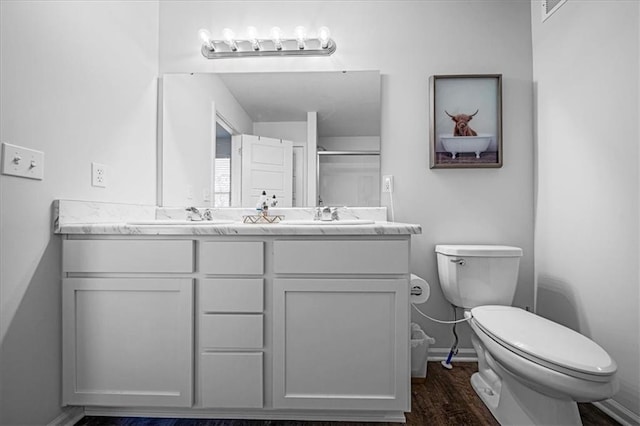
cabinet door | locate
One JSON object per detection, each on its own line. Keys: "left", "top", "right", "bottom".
{"left": 272, "top": 279, "right": 409, "bottom": 411}
{"left": 62, "top": 278, "right": 193, "bottom": 407}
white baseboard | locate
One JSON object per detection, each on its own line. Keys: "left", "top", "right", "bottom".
{"left": 47, "top": 406, "right": 85, "bottom": 426}
{"left": 428, "top": 347, "right": 478, "bottom": 362}
{"left": 84, "top": 407, "right": 405, "bottom": 423}
{"left": 593, "top": 399, "right": 640, "bottom": 426}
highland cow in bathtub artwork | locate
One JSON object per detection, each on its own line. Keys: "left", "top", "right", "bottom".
{"left": 429, "top": 74, "right": 503, "bottom": 169}
{"left": 446, "top": 109, "right": 478, "bottom": 136}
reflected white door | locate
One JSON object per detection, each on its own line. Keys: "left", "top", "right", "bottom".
{"left": 237, "top": 134, "right": 293, "bottom": 207}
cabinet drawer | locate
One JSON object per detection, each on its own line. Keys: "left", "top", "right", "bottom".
{"left": 200, "top": 314, "right": 263, "bottom": 349}
{"left": 199, "top": 241, "right": 263, "bottom": 275}
{"left": 200, "top": 279, "right": 263, "bottom": 313}
{"left": 273, "top": 240, "right": 409, "bottom": 274}
{"left": 200, "top": 352, "right": 263, "bottom": 408}
{"left": 63, "top": 240, "right": 193, "bottom": 273}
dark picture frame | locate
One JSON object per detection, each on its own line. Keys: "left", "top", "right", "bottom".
{"left": 429, "top": 74, "right": 503, "bottom": 169}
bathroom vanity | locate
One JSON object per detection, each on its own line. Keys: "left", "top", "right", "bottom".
{"left": 56, "top": 201, "right": 421, "bottom": 422}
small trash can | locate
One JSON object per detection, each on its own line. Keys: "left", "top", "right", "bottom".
{"left": 411, "top": 322, "right": 435, "bottom": 383}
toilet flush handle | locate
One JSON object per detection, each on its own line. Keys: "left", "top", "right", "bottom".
{"left": 450, "top": 258, "right": 466, "bottom": 266}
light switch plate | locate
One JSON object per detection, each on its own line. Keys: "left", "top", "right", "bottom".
{"left": 1, "top": 142, "right": 44, "bottom": 180}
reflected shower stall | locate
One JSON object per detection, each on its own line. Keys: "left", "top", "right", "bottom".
{"left": 317, "top": 151, "right": 380, "bottom": 207}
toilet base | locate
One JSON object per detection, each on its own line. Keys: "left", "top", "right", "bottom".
{"left": 471, "top": 372, "right": 579, "bottom": 425}
{"left": 471, "top": 351, "right": 582, "bottom": 426}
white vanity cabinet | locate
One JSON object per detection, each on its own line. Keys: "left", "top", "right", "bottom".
{"left": 60, "top": 230, "right": 415, "bottom": 421}
{"left": 61, "top": 239, "right": 194, "bottom": 407}
{"left": 272, "top": 239, "right": 411, "bottom": 411}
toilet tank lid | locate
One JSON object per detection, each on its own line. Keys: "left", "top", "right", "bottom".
{"left": 435, "top": 245, "right": 523, "bottom": 257}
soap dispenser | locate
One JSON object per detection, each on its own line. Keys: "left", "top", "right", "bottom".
{"left": 256, "top": 191, "right": 268, "bottom": 211}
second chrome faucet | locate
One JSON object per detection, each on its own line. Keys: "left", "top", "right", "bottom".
{"left": 315, "top": 206, "right": 339, "bottom": 221}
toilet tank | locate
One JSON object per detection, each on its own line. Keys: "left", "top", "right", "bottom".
{"left": 435, "top": 245, "right": 523, "bottom": 309}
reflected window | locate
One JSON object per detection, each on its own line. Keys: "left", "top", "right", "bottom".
{"left": 214, "top": 158, "right": 230, "bottom": 207}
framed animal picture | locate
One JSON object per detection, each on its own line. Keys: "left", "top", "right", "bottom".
{"left": 429, "top": 74, "right": 503, "bottom": 169}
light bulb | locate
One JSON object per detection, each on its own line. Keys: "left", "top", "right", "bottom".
{"left": 222, "top": 28, "right": 238, "bottom": 51}
{"left": 294, "top": 26, "right": 307, "bottom": 49}
{"left": 246, "top": 26, "right": 261, "bottom": 51}
{"left": 270, "top": 26, "right": 283, "bottom": 50}
{"left": 198, "top": 28, "right": 212, "bottom": 43}
{"left": 318, "top": 26, "right": 331, "bottom": 49}
{"left": 198, "top": 28, "right": 215, "bottom": 51}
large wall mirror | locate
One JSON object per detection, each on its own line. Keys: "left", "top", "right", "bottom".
{"left": 160, "top": 70, "right": 381, "bottom": 208}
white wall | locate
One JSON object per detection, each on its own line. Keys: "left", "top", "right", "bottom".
{"left": 253, "top": 121, "right": 308, "bottom": 143}
{"left": 318, "top": 136, "right": 380, "bottom": 151}
{"left": 159, "top": 0, "right": 534, "bottom": 350}
{"left": 162, "top": 73, "right": 252, "bottom": 206}
{"left": 531, "top": 0, "right": 640, "bottom": 418}
{"left": 0, "top": 2, "right": 159, "bottom": 424}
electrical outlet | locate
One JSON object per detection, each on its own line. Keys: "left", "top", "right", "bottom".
{"left": 186, "top": 185, "right": 194, "bottom": 200}
{"left": 383, "top": 175, "right": 394, "bottom": 193}
{"left": 203, "top": 188, "right": 211, "bottom": 202}
{"left": 91, "top": 162, "right": 107, "bottom": 188}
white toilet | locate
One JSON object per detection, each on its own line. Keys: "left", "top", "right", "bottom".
{"left": 435, "top": 244, "right": 619, "bottom": 426}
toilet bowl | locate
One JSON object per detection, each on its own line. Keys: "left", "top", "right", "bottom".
{"left": 467, "top": 306, "right": 618, "bottom": 425}
{"left": 435, "top": 245, "right": 619, "bottom": 425}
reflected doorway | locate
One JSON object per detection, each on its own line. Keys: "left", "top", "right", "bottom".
{"left": 215, "top": 122, "right": 232, "bottom": 207}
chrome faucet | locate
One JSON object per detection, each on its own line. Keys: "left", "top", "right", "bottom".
{"left": 316, "top": 206, "right": 339, "bottom": 221}
{"left": 185, "top": 207, "right": 212, "bottom": 221}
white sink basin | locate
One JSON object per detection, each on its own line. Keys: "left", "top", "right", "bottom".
{"left": 127, "top": 219, "right": 234, "bottom": 225}
{"left": 278, "top": 219, "right": 375, "bottom": 225}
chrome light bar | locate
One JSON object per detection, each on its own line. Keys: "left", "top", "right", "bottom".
{"left": 198, "top": 26, "right": 337, "bottom": 59}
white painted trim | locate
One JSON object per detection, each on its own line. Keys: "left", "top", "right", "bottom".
{"left": 209, "top": 101, "right": 216, "bottom": 208}
{"left": 593, "top": 399, "right": 640, "bottom": 426}
{"left": 47, "top": 406, "right": 85, "bottom": 426}
{"left": 84, "top": 407, "right": 406, "bottom": 423}
{"left": 541, "top": 0, "right": 567, "bottom": 22}
{"left": 428, "top": 347, "right": 478, "bottom": 362}
{"left": 156, "top": 77, "right": 163, "bottom": 206}
{"left": 306, "top": 111, "right": 317, "bottom": 206}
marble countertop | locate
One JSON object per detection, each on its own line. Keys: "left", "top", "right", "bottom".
{"left": 53, "top": 200, "right": 421, "bottom": 236}
{"left": 56, "top": 221, "right": 422, "bottom": 236}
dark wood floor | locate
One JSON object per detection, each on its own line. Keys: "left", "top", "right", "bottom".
{"left": 75, "top": 362, "right": 618, "bottom": 426}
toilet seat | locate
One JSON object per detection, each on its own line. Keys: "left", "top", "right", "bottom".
{"left": 471, "top": 306, "right": 617, "bottom": 382}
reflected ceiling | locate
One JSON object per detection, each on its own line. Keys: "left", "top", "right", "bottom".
{"left": 217, "top": 71, "right": 380, "bottom": 138}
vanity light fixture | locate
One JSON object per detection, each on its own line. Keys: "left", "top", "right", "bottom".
{"left": 198, "top": 26, "right": 336, "bottom": 58}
